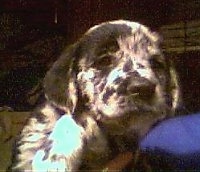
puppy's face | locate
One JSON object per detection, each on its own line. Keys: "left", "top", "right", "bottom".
{"left": 76, "top": 21, "right": 180, "bottom": 136}
{"left": 78, "top": 37, "right": 164, "bottom": 115}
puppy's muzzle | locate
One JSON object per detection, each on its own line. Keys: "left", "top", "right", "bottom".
{"left": 117, "top": 75, "right": 156, "bottom": 98}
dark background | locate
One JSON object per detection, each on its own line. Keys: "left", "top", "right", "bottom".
{"left": 0, "top": 0, "right": 199, "bottom": 113}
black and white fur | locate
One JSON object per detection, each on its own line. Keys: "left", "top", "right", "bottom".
{"left": 10, "top": 20, "right": 181, "bottom": 171}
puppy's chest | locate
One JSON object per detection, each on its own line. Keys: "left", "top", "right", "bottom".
{"left": 80, "top": 128, "right": 111, "bottom": 169}
{"left": 81, "top": 131, "right": 134, "bottom": 170}
{"left": 83, "top": 120, "right": 136, "bottom": 155}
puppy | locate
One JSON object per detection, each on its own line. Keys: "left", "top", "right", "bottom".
{"left": 10, "top": 20, "right": 181, "bottom": 171}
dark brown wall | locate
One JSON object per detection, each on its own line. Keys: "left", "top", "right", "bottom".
{"left": 2, "top": 0, "right": 196, "bottom": 42}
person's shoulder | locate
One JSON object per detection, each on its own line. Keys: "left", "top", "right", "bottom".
{"left": 140, "top": 113, "right": 200, "bottom": 170}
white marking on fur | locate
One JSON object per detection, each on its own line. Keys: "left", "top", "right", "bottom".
{"left": 169, "top": 64, "right": 181, "bottom": 112}
{"left": 49, "top": 115, "right": 84, "bottom": 156}
{"left": 41, "top": 103, "right": 57, "bottom": 118}
{"left": 84, "top": 70, "right": 95, "bottom": 79}
{"left": 33, "top": 150, "right": 66, "bottom": 171}
{"left": 68, "top": 79, "right": 78, "bottom": 114}
{"left": 106, "top": 68, "right": 125, "bottom": 85}
{"left": 32, "top": 115, "right": 84, "bottom": 172}
{"left": 78, "top": 70, "right": 95, "bottom": 101}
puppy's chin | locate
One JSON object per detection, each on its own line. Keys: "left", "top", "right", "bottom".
{"left": 97, "top": 95, "right": 162, "bottom": 119}
{"left": 98, "top": 103, "right": 167, "bottom": 138}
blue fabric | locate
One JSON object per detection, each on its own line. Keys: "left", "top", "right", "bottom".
{"left": 140, "top": 113, "right": 200, "bottom": 170}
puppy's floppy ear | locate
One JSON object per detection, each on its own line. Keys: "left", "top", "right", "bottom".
{"left": 167, "top": 59, "right": 182, "bottom": 115}
{"left": 43, "top": 44, "right": 79, "bottom": 114}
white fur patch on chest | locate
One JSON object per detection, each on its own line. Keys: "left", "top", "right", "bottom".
{"left": 32, "top": 115, "right": 84, "bottom": 171}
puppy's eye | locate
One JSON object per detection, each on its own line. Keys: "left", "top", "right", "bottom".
{"left": 93, "top": 55, "right": 113, "bottom": 68}
{"left": 150, "top": 58, "right": 165, "bottom": 70}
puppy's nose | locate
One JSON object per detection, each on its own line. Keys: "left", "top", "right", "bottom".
{"left": 127, "top": 77, "right": 156, "bottom": 98}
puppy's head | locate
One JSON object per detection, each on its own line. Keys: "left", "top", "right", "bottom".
{"left": 44, "top": 20, "right": 181, "bottom": 137}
